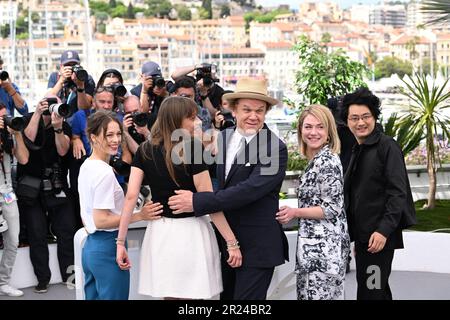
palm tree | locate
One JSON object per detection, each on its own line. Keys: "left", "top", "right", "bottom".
{"left": 398, "top": 73, "right": 450, "bottom": 209}
{"left": 383, "top": 113, "right": 422, "bottom": 155}
{"left": 421, "top": 0, "right": 450, "bottom": 25}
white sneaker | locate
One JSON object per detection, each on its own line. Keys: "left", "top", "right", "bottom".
{"left": 0, "top": 284, "right": 24, "bottom": 297}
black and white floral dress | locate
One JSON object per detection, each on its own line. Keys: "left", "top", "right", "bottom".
{"left": 295, "top": 145, "right": 350, "bottom": 300}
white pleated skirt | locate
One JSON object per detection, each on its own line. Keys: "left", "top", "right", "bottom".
{"left": 138, "top": 215, "right": 223, "bottom": 299}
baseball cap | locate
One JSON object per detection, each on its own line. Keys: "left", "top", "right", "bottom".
{"left": 142, "top": 61, "right": 162, "bottom": 76}
{"left": 60, "top": 50, "right": 80, "bottom": 65}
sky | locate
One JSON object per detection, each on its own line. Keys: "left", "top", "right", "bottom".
{"left": 255, "top": 0, "right": 409, "bottom": 10}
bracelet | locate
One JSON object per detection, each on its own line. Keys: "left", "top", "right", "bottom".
{"left": 9, "top": 91, "right": 17, "bottom": 97}
{"left": 115, "top": 237, "right": 125, "bottom": 245}
{"left": 227, "top": 244, "right": 240, "bottom": 251}
{"left": 226, "top": 239, "right": 239, "bottom": 247}
{"left": 77, "top": 87, "right": 85, "bottom": 93}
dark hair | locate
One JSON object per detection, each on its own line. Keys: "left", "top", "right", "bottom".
{"left": 86, "top": 110, "right": 123, "bottom": 145}
{"left": 173, "top": 76, "right": 196, "bottom": 92}
{"left": 97, "top": 69, "right": 124, "bottom": 89}
{"left": 341, "top": 87, "right": 381, "bottom": 121}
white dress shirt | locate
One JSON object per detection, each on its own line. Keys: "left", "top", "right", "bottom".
{"left": 225, "top": 130, "right": 256, "bottom": 179}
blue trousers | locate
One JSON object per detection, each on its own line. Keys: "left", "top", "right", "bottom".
{"left": 82, "top": 230, "right": 129, "bottom": 300}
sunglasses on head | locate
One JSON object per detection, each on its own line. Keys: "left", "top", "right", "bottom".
{"left": 95, "top": 86, "right": 114, "bottom": 94}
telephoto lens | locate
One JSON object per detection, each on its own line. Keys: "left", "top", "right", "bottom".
{"left": 48, "top": 103, "right": 71, "bottom": 118}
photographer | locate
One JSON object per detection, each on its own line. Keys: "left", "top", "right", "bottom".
{"left": 0, "top": 56, "right": 28, "bottom": 116}
{"left": 17, "top": 96, "right": 77, "bottom": 293}
{"left": 122, "top": 95, "right": 151, "bottom": 154}
{"left": 171, "top": 76, "right": 212, "bottom": 132}
{"left": 213, "top": 90, "right": 236, "bottom": 131}
{"left": 96, "top": 69, "right": 128, "bottom": 113}
{"left": 47, "top": 50, "right": 96, "bottom": 118}
{"left": 171, "top": 64, "right": 225, "bottom": 119}
{"left": 130, "top": 61, "right": 167, "bottom": 116}
{"left": 0, "top": 102, "right": 28, "bottom": 297}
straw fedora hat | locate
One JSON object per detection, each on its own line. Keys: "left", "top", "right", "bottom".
{"left": 223, "top": 78, "right": 279, "bottom": 107}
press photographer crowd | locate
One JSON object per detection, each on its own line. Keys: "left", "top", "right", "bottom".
{"left": 0, "top": 49, "right": 416, "bottom": 301}
{"left": 0, "top": 50, "right": 236, "bottom": 297}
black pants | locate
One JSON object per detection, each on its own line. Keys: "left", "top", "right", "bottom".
{"left": 355, "top": 242, "right": 395, "bottom": 300}
{"left": 18, "top": 191, "right": 77, "bottom": 283}
{"left": 69, "top": 157, "right": 85, "bottom": 230}
{"left": 220, "top": 256, "right": 274, "bottom": 300}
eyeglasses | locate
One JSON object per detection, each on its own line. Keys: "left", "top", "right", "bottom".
{"left": 95, "top": 86, "right": 114, "bottom": 94}
{"left": 348, "top": 114, "right": 373, "bottom": 122}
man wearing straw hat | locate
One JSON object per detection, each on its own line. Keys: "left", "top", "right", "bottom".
{"left": 169, "top": 77, "right": 289, "bottom": 300}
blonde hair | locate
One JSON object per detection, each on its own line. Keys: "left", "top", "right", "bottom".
{"left": 297, "top": 104, "right": 341, "bottom": 157}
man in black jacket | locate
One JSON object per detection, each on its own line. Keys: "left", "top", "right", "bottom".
{"left": 167, "top": 78, "right": 289, "bottom": 300}
{"left": 342, "top": 88, "right": 416, "bottom": 300}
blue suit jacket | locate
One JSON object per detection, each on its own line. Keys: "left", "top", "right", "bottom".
{"left": 193, "top": 124, "right": 289, "bottom": 268}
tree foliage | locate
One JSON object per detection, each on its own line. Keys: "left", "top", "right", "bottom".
{"left": 0, "top": 24, "right": 10, "bottom": 38}
{"left": 202, "top": 0, "right": 212, "bottom": 19}
{"left": 421, "top": 0, "right": 450, "bottom": 25}
{"left": 177, "top": 5, "right": 192, "bottom": 21}
{"left": 293, "top": 35, "right": 369, "bottom": 106}
{"left": 374, "top": 56, "right": 413, "bottom": 80}
{"left": 145, "top": 0, "right": 172, "bottom": 18}
{"left": 127, "top": 3, "right": 135, "bottom": 19}
{"left": 220, "top": 4, "right": 231, "bottom": 18}
{"left": 398, "top": 73, "right": 450, "bottom": 209}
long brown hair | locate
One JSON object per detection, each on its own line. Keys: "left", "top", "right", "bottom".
{"left": 142, "top": 96, "right": 197, "bottom": 184}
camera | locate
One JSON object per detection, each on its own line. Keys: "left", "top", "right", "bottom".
{"left": 111, "top": 83, "right": 127, "bottom": 97}
{"left": 3, "top": 115, "right": 25, "bottom": 131}
{"left": 218, "top": 108, "right": 235, "bottom": 130}
{"left": 42, "top": 163, "right": 64, "bottom": 193}
{"left": 152, "top": 76, "right": 166, "bottom": 88}
{"left": 196, "top": 63, "right": 218, "bottom": 87}
{"left": 135, "top": 186, "right": 150, "bottom": 211}
{"left": 110, "top": 155, "right": 131, "bottom": 177}
{"left": 131, "top": 112, "right": 149, "bottom": 127}
{"left": 0, "top": 70, "right": 9, "bottom": 81}
{"left": 72, "top": 64, "right": 88, "bottom": 82}
{"left": 44, "top": 97, "right": 71, "bottom": 118}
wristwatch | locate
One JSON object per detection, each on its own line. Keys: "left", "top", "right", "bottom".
{"left": 77, "top": 87, "right": 85, "bottom": 93}
{"left": 200, "top": 94, "right": 208, "bottom": 101}
{"left": 54, "top": 128, "right": 63, "bottom": 134}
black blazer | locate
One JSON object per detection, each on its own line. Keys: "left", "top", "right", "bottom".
{"left": 193, "top": 124, "right": 289, "bottom": 268}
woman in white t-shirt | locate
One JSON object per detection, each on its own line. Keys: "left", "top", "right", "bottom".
{"left": 78, "top": 110, "right": 162, "bottom": 300}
